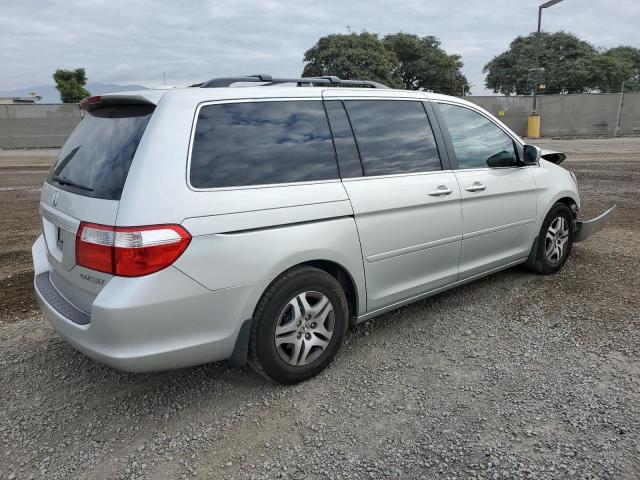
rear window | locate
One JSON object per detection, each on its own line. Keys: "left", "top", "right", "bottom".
{"left": 189, "top": 101, "right": 338, "bottom": 189}
{"left": 47, "top": 104, "right": 154, "bottom": 200}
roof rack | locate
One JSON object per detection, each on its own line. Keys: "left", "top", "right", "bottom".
{"left": 193, "top": 74, "right": 389, "bottom": 89}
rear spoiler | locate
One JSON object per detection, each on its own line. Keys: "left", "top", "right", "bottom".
{"left": 79, "top": 94, "right": 157, "bottom": 112}
{"left": 540, "top": 149, "right": 567, "bottom": 165}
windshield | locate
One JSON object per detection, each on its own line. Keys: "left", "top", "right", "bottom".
{"left": 47, "top": 104, "right": 154, "bottom": 200}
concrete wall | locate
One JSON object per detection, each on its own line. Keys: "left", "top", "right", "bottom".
{"left": 0, "top": 94, "right": 639, "bottom": 149}
{"left": 466, "top": 93, "right": 640, "bottom": 137}
{"left": 0, "top": 104, "right": 82, "bottom": 149}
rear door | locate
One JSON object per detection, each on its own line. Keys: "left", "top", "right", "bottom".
{"left": 324, "top": 95, "right": 463, "bottom": 311}
{"left": 434, "top": 101, "right": 537, "bottom": 279}
{"left": 40, "top": 102, "right": 154, "bottom": 311}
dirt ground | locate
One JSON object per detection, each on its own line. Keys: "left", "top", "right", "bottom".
{"left": 0, "top": 138, "right": 638, "bottom": 479}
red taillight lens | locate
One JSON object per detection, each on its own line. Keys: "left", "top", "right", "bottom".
{"left": 76, "top": 223, "right": 115, "bottom": 274}
{"left": 76, "top": 223, "right": 191, "bottom": 277}
{"left": 79, "top": 95, "right": 102, "bottom": 110}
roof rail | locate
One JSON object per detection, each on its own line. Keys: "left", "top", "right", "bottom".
{"left": 194, "top": 74, "right": 389, "bottom": 89}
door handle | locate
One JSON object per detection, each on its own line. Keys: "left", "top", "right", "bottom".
{"left": 466, "top": 182, "right": 486, "bottom": 192}
{"left": 428, "top": 185, "right": 453, "bottom": 196}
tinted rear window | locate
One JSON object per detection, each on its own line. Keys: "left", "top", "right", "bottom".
{"left": 190, "top": 101, "right": 338, "bottom": 189}
{"left": 47, "top": 104, "right": 154, "bottom": 200}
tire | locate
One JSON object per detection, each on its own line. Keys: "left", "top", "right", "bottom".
{"left": 248, "top": 266, "right": 349, "bottom": 384}
{"left": 529, "top": 202, "right": 574, "bottom": 275}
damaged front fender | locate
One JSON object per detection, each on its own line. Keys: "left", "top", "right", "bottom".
{"left": 575, "top": 205, "right": 617, "bottom": 243}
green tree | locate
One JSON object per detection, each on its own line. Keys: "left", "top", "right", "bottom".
{"left": 53, "top": 68, "right": 90, "bottom": 103}
{"left": 302, "top": 33, "right": 401, "bottom": 87}
{"left": 603, "top": 46, "right": 640, "bottom": 91}
{"left": 382, "top": 33, "right": 469, "bottom": 95}
{"left": 576, "top": 54, "right": 635, "bottom": 93}
{"left": 484, "top": 32, "right": 599, "bottom": 94}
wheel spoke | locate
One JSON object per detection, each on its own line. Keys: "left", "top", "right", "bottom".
{"left": 296, "top": 293, "right": 313, "bottom": 316}
{"left": 275, "top": 300, "right": 301, "bottom": 336}
{"left": 275, "top": 321, "right": 298, "bottom": 337}
{"left": 309, "top": 333, "right": 329, "bottom": 350}
{"left": 314, "top": 301, "right": 333, "bottom": 324}
{"left": 545, "top": 240, "right": 555, "bottom": 257}
{"left": 298, "top": 340, "right": 312, "bottom": 365}
{"left": 289, "top": 338, "right": 303, "bottom": 365}
{"left": 559, "top": 217, "right": 567, "bottom": 233}
{"left": 275, "top": 332, "right": 298, "bottom": 347}
{"left": 313, "top": 322, "right": 332, "bottom": 341}
{"left": 310, "top": 295, "right": 329, "bottom": 316}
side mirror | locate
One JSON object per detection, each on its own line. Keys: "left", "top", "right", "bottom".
{"left": 522, "top": 144, "right": 541, "bottom": 165}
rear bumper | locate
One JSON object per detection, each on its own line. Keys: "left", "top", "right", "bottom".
{"left": 575, "top": 205, "right": 617, "bottom": 243}
{"left": 32, "top": 234, "right": 256, "bottom": 372}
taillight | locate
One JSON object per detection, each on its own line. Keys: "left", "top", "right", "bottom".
{"left": 76, "top": 223, "right": 191, "bottom": 277}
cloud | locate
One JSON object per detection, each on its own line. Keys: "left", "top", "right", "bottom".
{"left": 1, "top": 0, "right": 638, "bottom": 94}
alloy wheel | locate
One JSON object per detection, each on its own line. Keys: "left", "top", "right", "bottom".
{"left": 545, "top": 216, "right": 570, "bottom": 264}
{"left": 274, "top": 291, "right": 335, "bottom": 366}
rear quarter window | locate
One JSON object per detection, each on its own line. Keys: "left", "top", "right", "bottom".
{"left": 189, "top": 100, "right": 338, "bottom": 189}
{"left": 47, "top": 104, "right": 154, "bottom": 200}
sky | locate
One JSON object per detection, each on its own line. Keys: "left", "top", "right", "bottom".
{"left": 1, "top": 0, "right": 639, "bottom": 95}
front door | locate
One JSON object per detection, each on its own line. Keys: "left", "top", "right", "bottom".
{"left": 325, "top": 97, "right": 463, "bottom": 311}
{"left": 436, "top": 102, "right": 537, "bottom": 279}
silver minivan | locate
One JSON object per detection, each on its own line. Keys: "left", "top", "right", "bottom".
{"left": 32, "top": 75, "right": 613, "bottom": 384}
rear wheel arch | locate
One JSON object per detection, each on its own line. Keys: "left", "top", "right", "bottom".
{"left": 303, "top": 260, "right": 360, "bottom": 325}
{"left": 258, "top": 260, "right": 360, "bottom": 322}
{"left": 231, "top": 259, "right": 361, "bottom": 369}
{"left": 247, "top": 264, "right": 350, "bottom": 383}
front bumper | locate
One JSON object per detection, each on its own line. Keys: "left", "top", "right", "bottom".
{"left": 575, "top": 205, "right": 617, "bottom": 243}
{"left": 32, "top": 234, "right": 255, "bottom": 372}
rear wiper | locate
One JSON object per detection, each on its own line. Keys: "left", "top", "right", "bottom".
{"left": 53, "top": 175, "right": 94, "bottom": 192}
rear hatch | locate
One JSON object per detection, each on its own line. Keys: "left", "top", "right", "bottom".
{"left": 40, "top": 100, "right": 155, "bottom": 312}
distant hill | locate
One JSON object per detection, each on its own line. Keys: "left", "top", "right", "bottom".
{"left": 0, "top": 83, "right": 148, "bottom": 104}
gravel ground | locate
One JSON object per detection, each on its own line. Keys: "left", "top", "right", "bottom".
{"left": 1, "top": 137, "right": 639, "bottom": 480}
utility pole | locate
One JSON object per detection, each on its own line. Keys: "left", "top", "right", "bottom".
{"left": 615, "top": 80, "right": 626, "bottom": 137}
{"left": 528, "top": 0, "right": 564, "bottom": 138}
{"left": 532, "top": 0, "right": 563, "bottom": 115}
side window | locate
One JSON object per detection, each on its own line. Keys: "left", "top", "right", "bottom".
{"left": 438, "top": 103, "right": 518, "bottom": 169}
{"left": 324, "top": 101, "right": 363, "bottom": 178}
{"left": 190, "top": 101, "right": 338, "bottom": 188}
{"left": 344, "top": 100, "right": 442, "bottom": 176}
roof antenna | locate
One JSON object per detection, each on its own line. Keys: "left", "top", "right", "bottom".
{"left": 162, "top": 72, "right": 166, "bottom": 86}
